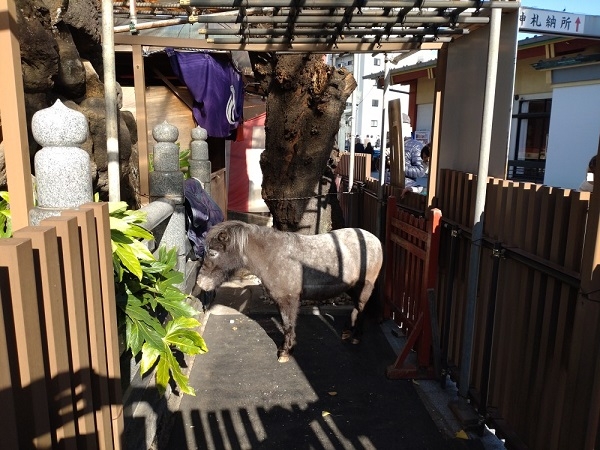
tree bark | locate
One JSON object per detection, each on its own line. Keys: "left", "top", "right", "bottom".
{"left": 249, "top": 53, "right": 356, "bottom": 234}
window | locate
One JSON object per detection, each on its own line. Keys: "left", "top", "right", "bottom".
{"left": 347, "top": 60, "right": 352, "bottom": 66}
{"left": 372, "top": 99, "right": 379, "bottom": 107}
{"left": 374, "top": 58, "right": 381, "bottom": 66}
{"left": 507, "top": 98, "right": 551, "bottom": 183}
{"left": 371, "top": 120, "right": 378, "bottom": 127}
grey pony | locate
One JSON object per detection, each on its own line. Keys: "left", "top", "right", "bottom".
{"left": 196, "top": 220, "right": 383, "bottom": 362}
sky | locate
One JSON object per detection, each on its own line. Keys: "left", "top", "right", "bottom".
{"left": 520, "top": 0, "right": 600, "bottom": 16}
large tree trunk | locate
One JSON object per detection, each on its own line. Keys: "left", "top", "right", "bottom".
{"left": 250, "top": 53, "right": 356, "bottom": 234}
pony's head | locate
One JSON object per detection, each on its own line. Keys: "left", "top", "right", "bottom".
{"left": 196, "top": 221, "right": 251, "bottom": 291}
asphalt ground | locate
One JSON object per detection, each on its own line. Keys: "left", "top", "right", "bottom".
{"left": 156, "top": 278, "right": 493, "bottom": 450}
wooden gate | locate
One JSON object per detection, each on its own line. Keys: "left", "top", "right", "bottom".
{"left": 384, "top": 196, "right": 442, "bottom": 379}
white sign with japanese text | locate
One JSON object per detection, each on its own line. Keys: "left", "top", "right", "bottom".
{"left": 519, "top": 8, "right": 585, "bottom": 36}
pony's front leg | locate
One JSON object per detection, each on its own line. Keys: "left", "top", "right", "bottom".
{"left": 276, "top": 296, "right": 299, "bottom": 363}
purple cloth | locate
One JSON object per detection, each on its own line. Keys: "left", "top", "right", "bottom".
{"left": 167, "top": 49, "right": 244, "bottom": 138}
{"left": 184, "top": 178, "right": 224, "bottom": 259}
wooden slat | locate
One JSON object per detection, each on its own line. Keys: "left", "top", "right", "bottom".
{"left": 62, "top": 209, "right": 114, "bottom": 450}
{"left": 41, "top": 216, "right": 99, "bottom": 449}
{"left": 0, "top": 239, "right": 52, "bottom": 448}
{"left": 0, "top": 263, "right": 22, "bottom": 449}
{"left": 14, "top": 226, "right": 78, "bottom": 449}
{"left": 503, "top": 184, "right": 534, "bottom": 427}
{"left": 81, "top": 203, "right": 124, "bottom": 449}
{"left": 564, "top": 190, "right": 590, "bottom": 272}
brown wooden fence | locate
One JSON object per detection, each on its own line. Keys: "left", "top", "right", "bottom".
{"left": 433, "top": 169, "right": 593, "bottom": 449}
{"left": 338, "top": 162, "right": 600, "bottom": 449}
{"left": 0, "top": 203, "right": 124, "bottom": 449}
{"left": 384, "top": 197, "right": 442, "bottom": 380}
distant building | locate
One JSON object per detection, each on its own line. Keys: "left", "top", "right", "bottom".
{"left": 326, "top": 51, "right": 436, "bottom": 151}
{"left": 370, "top": 35, "right": 600, "bottom": 189}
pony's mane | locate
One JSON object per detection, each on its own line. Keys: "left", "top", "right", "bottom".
{"left": 209, "top": 220, "right": 265, "bottom": 254}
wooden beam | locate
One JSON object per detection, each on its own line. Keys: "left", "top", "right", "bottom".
{"left": 132, "top": 44, "right": 150, "bottom": 204}
{"left": 0, "top": 0, "right": 34, "bottom": 230}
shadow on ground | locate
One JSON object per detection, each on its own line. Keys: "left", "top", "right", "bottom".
{"left": 156, "top": 279, "right": 483, "bottom": 449}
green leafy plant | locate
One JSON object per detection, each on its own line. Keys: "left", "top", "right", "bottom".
{"left": 179, "top": 148, "right": 191, "bottom": 179}
{"left": 0, "top": 191, "right": 11, "bottom": 238}
{"left": 0, "top": 194, "right": 205, "bottom": 394}
{"left": 109, "top": 202, "right": 207, "bottom": 395}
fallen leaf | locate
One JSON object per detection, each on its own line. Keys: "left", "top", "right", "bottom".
{"left": 322, "top": 411, "right": 331, "bottom": 417}
{"left": 455, "top": 430, "right": 469, "bottom": 439}
{"left": 328, "top": 391, "right": 337, "bottom": 396}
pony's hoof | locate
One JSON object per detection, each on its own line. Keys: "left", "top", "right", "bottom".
{"left": 278, "top": 354, "right": 290, "bottom": 363}
{"left": 341, "top": 330, "right": 352, "bottom": 341}
{"left": 351, "top": 338, "right": 361, "bottom": 345}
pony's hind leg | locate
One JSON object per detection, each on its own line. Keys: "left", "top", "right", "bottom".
{"left": 277, "top": 296, "right": 299, "bottom": 363}
{"left": 342, "top": 282, "right": 375, "bottom": 344}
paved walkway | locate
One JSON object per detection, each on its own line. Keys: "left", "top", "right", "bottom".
{"left": 154, "top": 277, "right": 501, "bottom": 450}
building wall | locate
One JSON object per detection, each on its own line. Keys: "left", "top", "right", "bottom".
{"left": 515, "top": 55, "right": 551, "bottom": 95}
{"left": 544, "top": 83, "right": 600, "bottom": 189}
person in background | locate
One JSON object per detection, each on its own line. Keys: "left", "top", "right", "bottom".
{"left": 355, "top": 136, "right": 365, "bottom": 154}
{"left": 579, "top": 155, "right": 596, "bottom": 192}
{"left": 364, "top": 141, "right": 374, "bottom": 166}
{"left": 402, "top": 143, "right": 431, "bottom": 196}
{"left": 404, "top": 137, "right": 427, "bottom": 181}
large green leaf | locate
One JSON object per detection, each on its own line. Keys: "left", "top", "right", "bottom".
{"left": 164, "top": 317, "right": 208, "bottom": 355}
{"left": 155, "top": 353, "right": 171, "bottom": 395}
{"left": 158, "top": 290, "right": 199, "bottom": 319}
{"left": 125, "top": 301, "right": 166, "bottom": 343}
{"left": 157, "top": 272, "right": 184, "bottom": 291}
{"left": 115, "top": 243, "right": 143, "bottom": 279}
{"left": 125, "top": 316, "right": 144, "bottom": 355}
{"left": 140, "top": 343, "right": 162, "bottom": 375}
{"left": 0, "top": 192, "right": 11, "bottom": 238}
{"left": 163, "top": 349, "right": 196, "bottom": 396}
{"left": 111, "top": 229, "right": 135, "bottom": 244}
{"left": 158, "top": 246, "right": 178, "bottom": 271}
{"left": 127, "top": 239, "right": 155, "bottom": 261}
{"left": 108, "top": 201, "right": 129, "bottom": 215}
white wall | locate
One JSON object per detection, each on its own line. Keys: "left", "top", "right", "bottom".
{"left": 544, "top": 84, "right": 600, "bottom": 189}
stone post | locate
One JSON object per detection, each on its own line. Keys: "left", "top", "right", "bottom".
{"left": 148, "top": 121, "right": 187, "bottom": 279}
{"left": 188, "top": 126, "right": 212, "bottom": 196}
{"left": 29, "top": 100, "right": 93, "bottom": 225}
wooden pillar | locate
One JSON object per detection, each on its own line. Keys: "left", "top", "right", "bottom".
{"left": 0, "top": 0, "right": 34, "bottom": 230}
{"left": 133, "top": 44, "right": 150, "bottom": 204}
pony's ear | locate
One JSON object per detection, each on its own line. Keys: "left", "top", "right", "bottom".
{"left": 217, "top": 230, "right": 230, "bottom": 244}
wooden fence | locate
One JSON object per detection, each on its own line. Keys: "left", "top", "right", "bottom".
{"left": 338, "top": 159, "right": 600, "bottom": 449}
{"left": 384, "top": 198, "right": 442, "bottom": 380}
{"left": 0, "top": 203, "right": 123, "bottom": 449}
{"left": 433, "top": 169, "right": 593, "bottom": 449}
